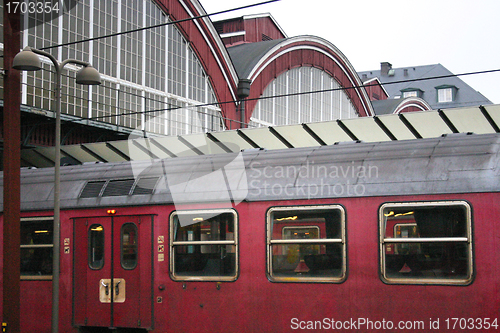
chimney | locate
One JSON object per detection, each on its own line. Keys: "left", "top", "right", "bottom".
{"left": 381, "top": 62, "right": 392, "bottom": 76}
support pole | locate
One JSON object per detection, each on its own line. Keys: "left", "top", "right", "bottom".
{"left": 2, "top": 2, "right": 21, "bottom": 332}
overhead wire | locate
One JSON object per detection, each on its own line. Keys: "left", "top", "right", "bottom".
{"left": 14, "top": 0, "right": 500, "bottom": 128}
{"left": 39, "top": 0, "right": 282, "bottom": 51}
{"left": 84, "top": 68, "right": 500, "bottom": 122}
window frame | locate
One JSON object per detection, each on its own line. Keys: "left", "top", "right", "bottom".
{"left": 401, "top": 88, "right": 422, "bottom": 98}
{"left": 169, "top": 209, "right": 238, "bottom": 282}
{"left": 379, "top": 201, "right": 473, "bottom": 285}
{"left": 120, "top": 222, "right": 138, "bottom": 270}
{"left": 20, "top": 216, "right": 54, "bottom": 281}
{"left": 266, "top": 205, "right": 347, "bottom": 283}
{"left": 88, "top": 223, "right": 105, "bottom": 270}
{"left": 436, "top": 85, "right": 457, "bottom": 103}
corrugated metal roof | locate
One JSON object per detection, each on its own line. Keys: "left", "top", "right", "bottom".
{"left": 20, "top": 105, "right": 500, "bottom": 168}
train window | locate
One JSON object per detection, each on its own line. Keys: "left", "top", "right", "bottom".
{"left": 89, "top": 224, "right": 105, "bottom": 270}
{"left": 121, "top": 223, "right": 138, "bottom": 270}
{"left": 20, "top": 217, "right": 54, "bottom": 280}
{"left": 267, "top": 205, "right": 346, "bottom": 283}
{"left": 379, "top": 201, "right": 473, "bottom": 285}
{"left": 170, "top": 209, "right": 238, "bottom": 281}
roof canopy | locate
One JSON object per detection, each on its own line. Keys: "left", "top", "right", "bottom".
{"left": 20, "top": 104, "right": 500, "bottom": 169}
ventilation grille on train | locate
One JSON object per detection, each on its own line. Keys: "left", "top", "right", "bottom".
{"left": 132, "top": 177, "right": 160, "bottom": 195}
{"left": 102, "top": 179, "right": 136, "bottom": 197}
{"left": 79, "top": 177, "right": 160, "bottom": 198}
{"left": 80, "top": 181, "right": 107, "bottom": 198}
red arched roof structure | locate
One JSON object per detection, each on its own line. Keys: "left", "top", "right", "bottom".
{"left": 394, "top": 97, "right": 433, "bottom": 114}
{"left": 227, "top": 36, "right": 375, "bottom": 125}
{"left": 371, "top": 97, "right": 433, "bottom": 115}
{"left": 153, "top": 0, "right": 240, "bottom": 126}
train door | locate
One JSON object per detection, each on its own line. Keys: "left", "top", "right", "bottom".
{"left": 73, "top": 215, "right": 153, "bottom": 329}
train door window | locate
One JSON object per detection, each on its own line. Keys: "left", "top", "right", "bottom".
{"left": 379, "top": 201, "right": 473, "bottom": 285}
{"left": 121, "top": 223, "right": 138, "bottom": 270}
{"left": 20, "top": 217, "right": 54, "bottom": 279}
{"left": 88, "top": 224, "right": 105, "bottom": 270}
{"left": 267, "top": 205, "right": 346, "bottom": 283}
{"left": 170, "top": 209, "right": 238, "bottom": 281}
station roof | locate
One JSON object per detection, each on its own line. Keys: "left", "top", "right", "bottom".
{"left": 227, "top": 39, "right": 284, "bottom": 79}
{"left": 358, "top": 64, "right": 493, "bottom": 109}
{"left": 20, "top": 104, "right": 500, "bottom": 169}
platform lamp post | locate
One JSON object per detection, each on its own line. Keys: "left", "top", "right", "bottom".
{"left": 12, "top": 46, "right": 101, "bottom": 333}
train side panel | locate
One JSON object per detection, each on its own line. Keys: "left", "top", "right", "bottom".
{"left": 154, "top": 193, "right": 499, "bottom": 332}
{"left": 11, "top": 191, "right": 500, "bottom": 332}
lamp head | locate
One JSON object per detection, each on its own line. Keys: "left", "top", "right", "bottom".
{"left": 76, "top": 65, "right": 101, "bottom": 85}
{"left": 13, "top": 47, "right": 42, "bottom": 71}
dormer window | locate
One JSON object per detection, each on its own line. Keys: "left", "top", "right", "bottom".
{"left": 436, "top": 85, "right": 458, "bottom": 103}
{"left": 401, "top": 88, "right": 423, "bottom": 98}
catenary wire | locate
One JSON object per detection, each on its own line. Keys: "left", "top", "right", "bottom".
{"left": 39, "top": 0, "right": 282, "bottom": 51}
{"left": 13, "top": 0, "right": 499, "bottom": 126}
{"left": 85, "top": 68, "right": 500, "bottom": 122}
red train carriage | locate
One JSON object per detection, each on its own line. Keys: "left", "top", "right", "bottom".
{"left": 1, "top": 132, "right": 500, "bottom": 332}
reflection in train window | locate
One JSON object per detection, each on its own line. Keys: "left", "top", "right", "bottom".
{"left": 267, "top": 205, "right": 346, "bottom": 283}
{"left": 121, "top": 223, "right": 138, "bottom": 270}
{"left": 380, "top": 201, "right": 473, "bottom": 285}
{"left": 170, "top": 209, "right": 238, "bottom": 281}
{"left": 89, "top": 224, "right": 105, "bottom": 270}
{"left": 20, "top": 218, "right": 54, "bottom": 279}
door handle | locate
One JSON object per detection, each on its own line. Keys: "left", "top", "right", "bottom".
{"left": 101, "top": 280, "right": 109, "bottom": 296}
{"left": 115, "top": 280, "right": 121, "bottom": 296}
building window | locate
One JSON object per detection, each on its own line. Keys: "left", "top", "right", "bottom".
{"left": 403, "top": 91, "right": 418, "bottom": 98}
{"left": 436, "top": 85, "right": 457, "bottom": 103}
{"left": 21, "top": 217, "right": 54, "bottom": 279}
{"left": 21, "top": 0, "right": 223, "bottom": 137}
{"left": 250, "top": 67, "right": 358, "bottom": 127}
{"left": 379, "top": 201, "right": 473, "bottom": 285}
{"left": 267, "top": 205, "right": 346, "bottom": 283}
{"left": 170, "top": 209, "right": 238, "bottom": 281}
{"left": 401, "top": 88, "right": 423, "bottom": 98}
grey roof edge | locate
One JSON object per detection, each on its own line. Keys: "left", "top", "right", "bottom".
{"left": 4, "top": 132, "right": 500, "bottom": 211}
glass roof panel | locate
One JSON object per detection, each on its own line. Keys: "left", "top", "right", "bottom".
{"left": 133, "top": 138, "right": 174, "bottom": 159}
{"left": 61, "top": 145, "right": 105, "bottom": 164}
{"left": 151, "top": 136, "right": 199, "bottom": 157}
{"left": 21, "top": 149, "right": 56, "bottom": 167}
{"left": 442, "top": 107, "right": 495, "bottom": 134}
{"left": 238, "top": 127, "right": 289, "bottom": 149}
{"left": 483, "top": 105, "right": 500, "bottom": 129}
{"left": 305, "top": 121, "right": 352, "bottom": 145}
{"left": 403, "top": 111, "right": 452, "bottom": 138}
{"left": 107, "top": 140, "right": 155, "bottom": 161}
{"left": 81, "top": 142, "right": 128, "bottom": 163}
{"left": 178, "top": 133, "right": 229, "bottom": 155}
{"left": 376, "top": 114, "right": 416, "bottom": 140}
{"left": 272, "top": 124, "right": 321, "bottom": 148}
{"left": 209, "top": 130, "right": 255, "bottom": 151}
{"left": 341, "top": 117, "right": 391, "bottom": 142}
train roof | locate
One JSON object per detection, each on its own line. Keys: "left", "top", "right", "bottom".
{"left": 2, "top": 132, "right": 500, "bottom": 211}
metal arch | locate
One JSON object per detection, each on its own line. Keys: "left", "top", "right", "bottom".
{"left": 19, "top": 105, "right": 500, "bottom": 168}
